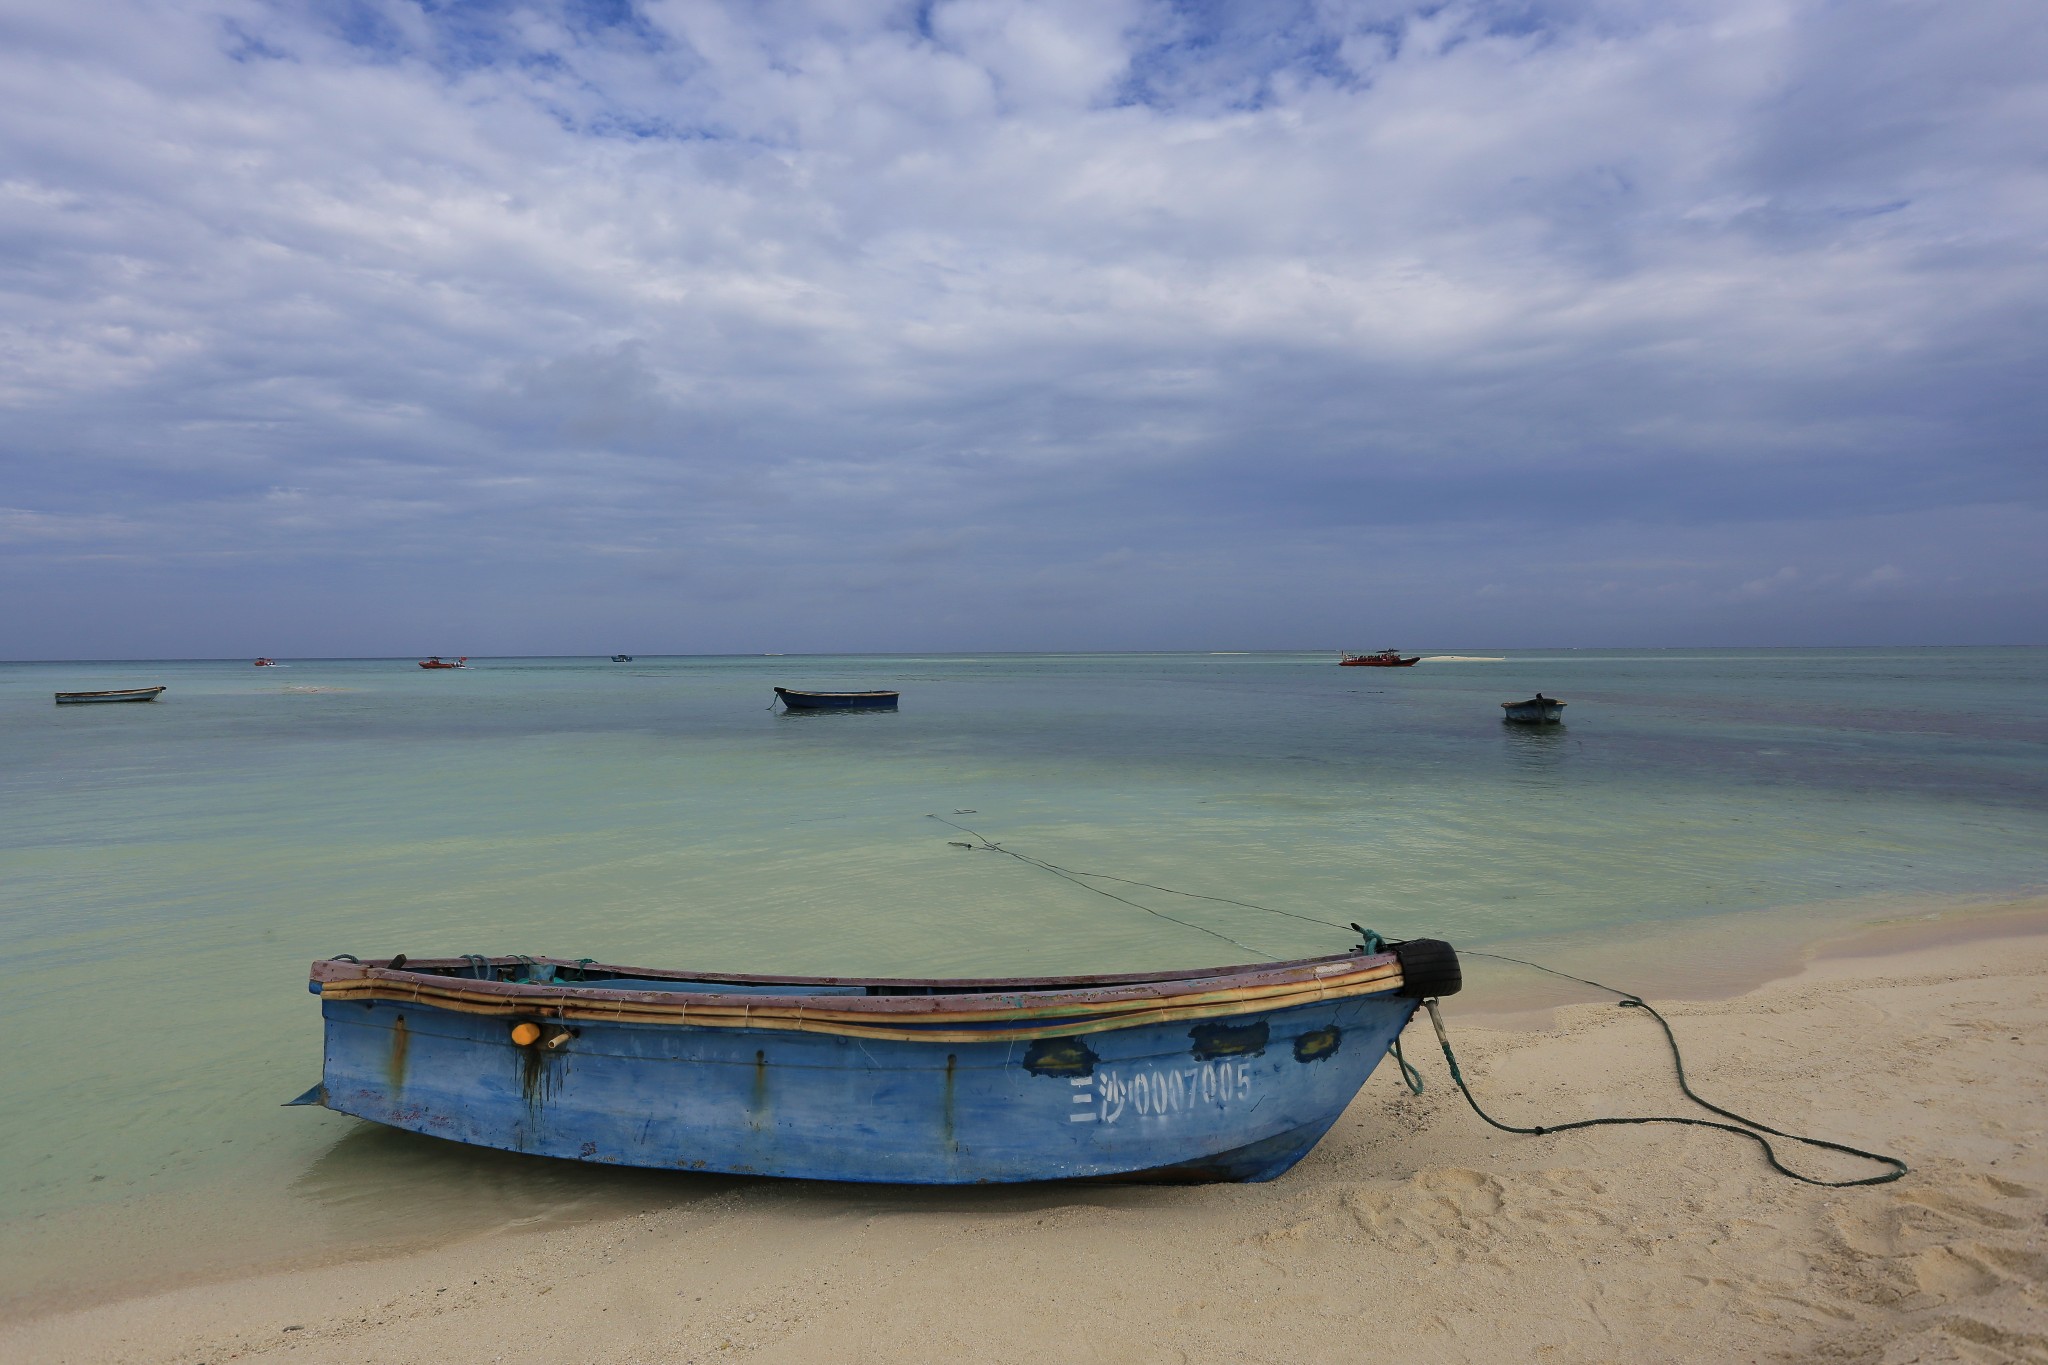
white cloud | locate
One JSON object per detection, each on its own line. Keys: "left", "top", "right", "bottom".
{"left": 1, "top": 0, "right": 2043, "bottom": 654}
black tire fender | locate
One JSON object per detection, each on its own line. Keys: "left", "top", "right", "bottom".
{"left": 1392, "top": 938, "right": 1462, "bottom": 999}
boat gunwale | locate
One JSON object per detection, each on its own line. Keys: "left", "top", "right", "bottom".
{"left": 311, "top": 948, "right": 1372, "bottom": 994}
{"left": 320, "top": 960, "right": 1399, "bottom": 1020}
{"left": 317, "top": 969, "right": 1406, "bottom": 1042}
{"left": 311, "top": 951, "right": 1403, "bottom": 1027}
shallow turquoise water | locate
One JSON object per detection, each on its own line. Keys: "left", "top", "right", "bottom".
{"left": 2, "top": 648, "right": 2043, "bottom": 1306}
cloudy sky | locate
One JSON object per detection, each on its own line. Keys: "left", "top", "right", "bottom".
{"left": 3, "top": 0, "right": 2043, "bottom": 657}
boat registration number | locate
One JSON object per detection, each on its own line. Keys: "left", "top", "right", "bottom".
{"left": 1067, "top": 1060, "right": 1252, "bottom": 1124}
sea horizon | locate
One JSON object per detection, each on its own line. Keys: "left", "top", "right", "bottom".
{"left": 8, "top": 642, "right": 2041, "bottom": 664}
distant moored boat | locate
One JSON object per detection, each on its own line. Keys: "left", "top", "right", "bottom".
{"left": 54, "top": 686, "right": 166, "bottom": 705}
{"left": 253, "top": 658, "right": 278, "bottom": 667}
{"left": 610, "top": 654, "right": 633, "bottom": 662}
{"left": 418, "top": 657, "right": 469, "bottom": 669}
{"left": 1501, "top": 694, "right": 1566, "bottom": 724}
{"left": 1340, "top": 649, "right": 1420, "bottom": 667}
{"left": 773, "top": 687, "right": 899, "bottom": 710}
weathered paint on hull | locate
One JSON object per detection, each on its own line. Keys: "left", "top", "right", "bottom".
{"left": 316, "top": 991, "right": 1417, "bottom": 1184}
{"left": 1501, "top": 702, "right": 1565, "bottom": 724}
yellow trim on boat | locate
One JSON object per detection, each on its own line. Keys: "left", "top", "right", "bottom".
{"left": 318, "top": 961, "right": 1407, "bottom": 1043}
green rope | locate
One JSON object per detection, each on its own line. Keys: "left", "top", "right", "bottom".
{"left": 1388, "top": 1033, "right": 1425, "bottom": 1095}
{"left": 1415, "top": 995, "right": 1907, "bottom": 1188}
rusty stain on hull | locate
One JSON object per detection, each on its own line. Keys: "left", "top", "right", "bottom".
{"left": 1022, "top": 1036, "right": 1099, "bottom": 1077}
{"left": 942, "top": 1053, "right": 958, "bottom": 1152}
{"left": 1293, "top": 1025, "right": 1341, "bottom": 1062}
{"left": 1190, "top": 1019, "right": 1269, "bottom": 1060}
{"left": 517, "top": 1023, "right": 560, "bottom": 1109}
{"left": 750, "top": 1049, "right": 769, "bottom": 1133}
{"left": 388, "top": 1014, "right": 409, "bottom": 1091}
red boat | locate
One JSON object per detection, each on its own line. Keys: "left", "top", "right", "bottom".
{"left": 1339, "top": 650, "right": 1420, "bottom": 667}
{"left": 252, "top": 658, "right": 277, "bottom": 667}
{"left": 418, "top": 656, "right": 470, "bottom": 669}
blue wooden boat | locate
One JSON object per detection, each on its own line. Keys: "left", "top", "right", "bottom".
{"left": 1501, "top": 694, "right": 1566, "bottom": 724}
{"left": 294, "top": 940, "right": 1461, "bottom": 1184}
{"left": 53, "top": 686, "right": 166, "bottom": 705}
{"left": 773, "top": 687, "right": 899, "bottom": 710}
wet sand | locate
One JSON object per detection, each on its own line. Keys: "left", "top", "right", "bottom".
{"left": 8, "top": 912, "right": 2047, "bottom": 1365}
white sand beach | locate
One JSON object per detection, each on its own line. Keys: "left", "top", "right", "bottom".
{"left": 9, "top": 909, "right": 2046, "bottom": 1365}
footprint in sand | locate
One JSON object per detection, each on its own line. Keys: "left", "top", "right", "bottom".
{"left": 1411, "top": 1166, "right": 1508, "bottom": 1218}
{"left": 1898, "top": 1188, "right": 2026, "bottom": 1230}
{"left": 1974, "top": 1244, "right": 2048, "bottom": 1282}
{"left": 1911, "top": 1245, "right": 2005, "bottom": 1301}
{"left": 1957, "top": 1171, "right": 2039, "bottom": 1200}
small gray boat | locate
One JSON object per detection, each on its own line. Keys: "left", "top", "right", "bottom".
{"left": 1501, "top": 693, "right": 1565, "bottom": 724}
{"left": 55, "top": 686, "right": 167, "bottom": 705}
{"left": 774, "top": 687, "right": 899, "bottom": 710}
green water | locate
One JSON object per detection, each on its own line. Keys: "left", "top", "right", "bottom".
{"left": 2, "top": 649, "right": 2043, "bottom": 1309}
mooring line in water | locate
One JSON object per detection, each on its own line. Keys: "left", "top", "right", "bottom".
{"left": 924, "top": 813, "right": 1350, "bottom": 946}
{"left": 925, "top": 815, "right": 1276, "bottom": 958}
{"left": 925, "top": 818, "right": 1908, "bottom": 1187}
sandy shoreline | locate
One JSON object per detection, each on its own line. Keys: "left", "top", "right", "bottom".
{"left": 9, "top": 914, "right": 2047, "bottom": 1364}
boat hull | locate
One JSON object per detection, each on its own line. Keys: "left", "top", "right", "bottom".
{"left": 1501, "top": 700, "right": 1565, "bottom": 723}
{"left": 313, "top": 989, "right": 1416, "bottom": 1184}
{"left": 53, "top": 687, "right": 166, "bottom": 704}
{"left": 1339, "top": 656, "right": 1419, "bottom": 667}
{"left": 774, "top": 687, "right": 899, "bottom": 710}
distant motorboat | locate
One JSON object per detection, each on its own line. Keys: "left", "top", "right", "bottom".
{"left": 418, "top": 657, "right": 469, "bottom": 670}
{"left": 253, "top": 658, "right": 278, "bottom": 667}
{"left": 55, "top": 686, "right": 166, "bottom": 705}
{"left": 1501, "top": 694, "right": 1566, "bottom": 724}
{"left": 773, "top": 687, "right": 899, "bottom": 710}
{"left": 610, "top": 655, "right": 634, "bottom": 662}
{"left": 1340, "top": 650, "right": 1420, "bottom": 667}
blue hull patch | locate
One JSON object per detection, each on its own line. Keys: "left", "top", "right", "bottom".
{"left": 317, "top": 992, "right": 1417, "bottom": 1184}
